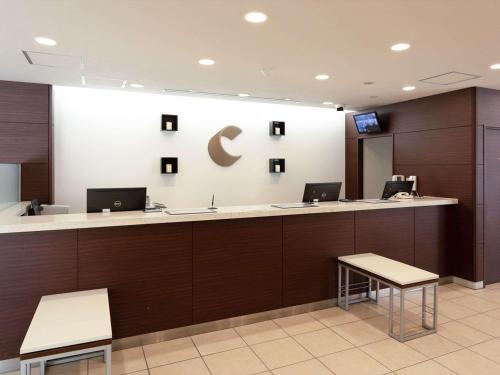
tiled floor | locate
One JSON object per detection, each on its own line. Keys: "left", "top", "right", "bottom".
{"left": 6, "top": 282, "right": 500, "bottom": 375}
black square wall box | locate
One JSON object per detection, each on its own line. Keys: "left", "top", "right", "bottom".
{"left": 269, "top": 121, "right": 285, "bottom": 136}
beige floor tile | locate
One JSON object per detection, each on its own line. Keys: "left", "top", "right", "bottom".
{"left": 437, "top": 300, "right": 477, "bottom": 320}
{"left": 458, "top": 313, "right": 500, "bottom": 337}
{"left": 435, "top": 348, "right": 500, "bottom": 375}
{"left": 486, "top": 282, "right": 500, "bottom": 290}
{"left": 394, "top": 360, "right": 456, "bottom": 375}
{"left": 251, "top": 337, "right": 312, "bottom": 369}
{"left": 273, "top": 313, "right": 325, "bottom": 335}
{"left": 46, "top": 361, "right": 88, "bottom": 375}
{"left": 149, "top": 357, "right": 210, "bottom": 375}
{"left": 143, "top": 337, "right": 199, "bottom": 368}
{"left": 405, "top": 333, "right": 462, "bottom": 358}
{"left": 485, "top": 307, "right": 500, "bottom": 320}
{"left": 475, "top": 289, "right": 500, "bottom": 303}
{"left": 203, "top": 347, "right": 267, "bottom": 375}
{"left": 235, "top": 320, "right": 288, "bottom": 345}
{"left": 436, "top": 285, "right": 468, "bottom": 300}
{"left": 272, "top": 358, "right": 332, "bottom": 375}
{"left": 331, "top": 317, "right": 388, "bottom": 346}
{"left": 450, "top": 295, "right": 500, "bottom": 313}
{"left": 446, "top": 284, "right": 486, "bottom": 295}
{"left": 293, "top": 328, "right": 353, "bottom": 356}
{"left": 469, "top": 338, "right": 500, "bottom": 364}
{"left": 360, "top": 338, "right": 426, "bottom": 371}
{"left": 378, "top": 296, "right": 419, "bottom": 310}
{"left": 319, "top": 347, "right": 390, "bottom": 375}
{"left": 310, "top": 307, "right": 361, "bottom": 327}
{"left": 437, "top": 321, "right": 492, "bottom": 347}
{"left": 191, "top": 328, "right": 246, "bottom": 356}
{"left": 88, "top": 347, "right": 147, "bottom": 375}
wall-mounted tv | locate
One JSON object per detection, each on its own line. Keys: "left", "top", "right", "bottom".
{"left": 353, "top": 112, "right": 382, "bottom": 134}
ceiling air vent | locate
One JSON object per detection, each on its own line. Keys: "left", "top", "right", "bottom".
{"left": 419, "top": 71, "right": 480, "bottom": 85}
{"left": 22, "top": 50, "right": 83, "bottom": 70}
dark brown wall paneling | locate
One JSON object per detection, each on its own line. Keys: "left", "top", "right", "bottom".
{"left": 355, "top": 208, "right": 415, "bottom": 265}
{"left": 283, "top": 212, "right": 354, "bottom": 306}
{"left": 0, "top": 80, "right": 52, "bottom": 204}
{"left": 193, "top": 217, "right": 282, "bottom": 323}
{"left": 345, "top": 138, "right": 362, "bottom": 199}
{"left": 0, "top": 231, "right": 77, "bottom": 359}
{"left": 78, "top": 224, "right": 193, "bottom": 339}
{"left": 415, "top": 206, "right": 452, "bottom": 276}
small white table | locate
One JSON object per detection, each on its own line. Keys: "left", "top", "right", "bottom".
{"left": 338, "top": 253, "right": 439, "bottom": 342}
{"left": 20, "top": 289, "right": 112, "bottom": 375}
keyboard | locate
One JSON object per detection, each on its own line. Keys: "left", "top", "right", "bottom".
{"left": 271, "top": 203, "right": 319, "bottom": 209}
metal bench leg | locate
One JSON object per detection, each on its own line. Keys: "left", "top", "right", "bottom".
{"left": 376, "top": 280, "right": 380, "bottom": 303}
{"left": 104, "top": 345, "right": 112, "bottom": 375}
{"left": 433, "top": 283, "right": 438, "bottom": 329}
{"left": 40, "top": 360, "right": 46, "bottom": 375}
{"left": 20, "top": 361, "right": 30, "bottom": 375}
{"left": 368, "top": 278, "right": 372, "bottom": 300}
{"left": 337, "top": 263, "right": 342, "bottom": 308}
{"left": 399, "top": 289, "right": 406, "bottom": 341}
{"left": 422, "top": 286, "right": 427, "bottom": 328}
{"left": 345, "top": 267, "right": 350, "bottom": 310}
{"left": 389, "top": 287, "right": 394, "bottom": 336}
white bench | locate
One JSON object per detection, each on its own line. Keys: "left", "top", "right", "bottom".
{"left": 337, "top": 253, "right": 438, "bottom": 342}
{"left": 20, "top": 289, "right": 112, "bottom": 375}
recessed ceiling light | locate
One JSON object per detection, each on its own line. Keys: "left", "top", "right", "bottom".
{"left": 129, "top": 83, "right": 144, "bottom": 88}
{"left": 238, "top": 93, "right": 250, "bottom": 97}
{"left": 294, "top": 101, "right": 301, "bottom": 104}
{"left": 315, "top": 74, "right": 330, "bottom": 80}
{"left": 323, "top": 101, "right": 333, "bottom": 105}
{"left": 363, "top": 81, "right": 374, "bottom": 85}
{"left": 81, "top": 76, "right": 86, "bottom": 85}
{"left": 244, "top": 11, "right": 267, "bottom": 23}
{"left": 35, "top": 36, "right": 57, "bottom": 46}
{"left": 284, "top": 98, "right": 291, "bottom": 101}
{"left": 402, "top": 85, "right": 416, "bottom": 91}
{"left": 391, "top": 43, "right": 410, "bottom": 51}
{"left": 198, "top": 58, "right": 215, "bottom": 66}
{"left": 490, "top": 63, "right": 500, "bottom": 70}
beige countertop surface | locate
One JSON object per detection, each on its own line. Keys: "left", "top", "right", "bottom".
{"left": 0, "top": 197, "right": 458, "bottom": 234}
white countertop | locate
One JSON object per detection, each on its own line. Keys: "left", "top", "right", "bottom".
{"left": 20, "top": 289, "right": 112, "bottom": 354}
{"left": 0, "top": 197, "right": 458, "bottom": 234}
{"left": 339, "top": 253, "right": 439, "bottom": 285}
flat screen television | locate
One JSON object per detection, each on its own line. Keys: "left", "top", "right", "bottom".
{"left": 353, "top": 112, "right": 382, "bottom": 134}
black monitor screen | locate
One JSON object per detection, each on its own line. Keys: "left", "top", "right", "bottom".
{"left": 353, "top": 112, "right": 382, "bottom": 134}
{"left": 381, "top": 181, "right": 413, "bottom": 199}
{"left": 87, "top": 187, "right": 146, "bottom": 213}
{"left": 303, "top": 182, "right": 342, "bottom": 203}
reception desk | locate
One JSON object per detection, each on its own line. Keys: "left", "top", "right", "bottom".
{"left": 0, "top": 197, "right": 457, "bottom": 361}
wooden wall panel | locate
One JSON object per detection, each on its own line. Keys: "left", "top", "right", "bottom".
{"left": 0, "top": 122, "right": 48, "bottom": 163}
{"left": 0, "top": 231, "right": 77, "bottom": 359}
{"left": 345, "top": 138, "right": 362, "bottom": 199}
{"left": 415, "top": 206, "right": 451, "bottom": 276}
{"left": 21, "top": 163, "right": 50, "bottom": 203}
{"left": 0, "top": 81, "right": 49, "bottom": 124}
{"left": 283, "top": 212, "right": 354, "bottom": 306}
{"left": 355, "top": 208, "right": 415, "bottom": 265}
{"left": 193, "top": 217, "right": 282, "bottom": 323}
{"left": 78, "top": 224, "right": 193, "bottom": 339}
{"left": 394, "top": 126, "right": 472, "bottom": 166}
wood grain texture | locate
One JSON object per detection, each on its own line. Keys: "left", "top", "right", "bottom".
{"left": 394, "top": 126, "right": 472, "bottom": 165}
{"left": 20, "top": 163, "right": 50, "bottom": 203}
{"left": 345, "top": 138, "right": 362, "bottom": 199}
{"left": 0, "top": 122, "right": 48, "bottom": 163}
{"left": 476, "top": 87, "right": 500, "bottom": 127}
{"left": 355, "top": 208, "right": 414, "bottom": 265}
{"left": 283, "top": 212, "right": 354, "bottom": 306}
{"left": 414, "top": 206, "right": 451, "bottom": 276}
{"left": 78, "top": 223, "right": 193, "bottom": 339}
{"left": 193, "top": 217, "right": 283, "bottom": 323}
{"left": 484, "top": 128, "right": 500, "bottom": 284}
{"left": 0, "top": 231, "right": 77, "bottom": 360}
{"left": 0, "top": 80, "right": 49, "bottom": 124}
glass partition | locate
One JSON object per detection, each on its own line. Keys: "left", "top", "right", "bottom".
{"left": 0, "top": 163, "right": 21, "bottom": 211}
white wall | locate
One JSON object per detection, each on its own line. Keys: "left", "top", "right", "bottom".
{"left": 363, "top": 136, "right": 393, "bottom": 199}
{"left": 54, "top": 86, "right": 345, "bottom": 213}
{"left": 0, "top": 163, "right": 20, "bottom": 211}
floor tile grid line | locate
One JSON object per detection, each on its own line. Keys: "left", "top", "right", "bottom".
{"left": 139, "top": 346, "right": 151, "bottom": 375}
{"left": 231, "top": 326, "right": 273, "bottom": 374}
{"left": 458, "top": 343, "right": 500, "bottom": 368}
{"left": 457, "top": 316, "right": 500, "bottom": 337}
{"left": 434, "top": 347, "right": 500, "bottom": 375}
{"left": 188, "top": 335, "right": 214, "bottom": 375}
{"left": 284, "top": 332, "right": 335, "bottom": 374}
{"left": 236, "top": 323, "right": 292, "bottom": 347}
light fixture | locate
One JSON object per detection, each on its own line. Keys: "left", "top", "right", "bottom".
{"left": 402, "top": 85, "right": 416, "bottom": 91}
{"left": 121, "top": 80, "right": 127, "bottom": 89}
{"left": 391, "top": 43, "right": 410, "bottom": 51}
{"left": 323, "top": 101, "right": 333, "bottom": 105}
{"left": 244, "top": 11, "right": 267, "bottom": 23}
{"left": 315, "top": 74, "right": 330, "bottom": 80}
{"left": 198, "top": 58, "right": 215, "bottom": 66}
{"left": 81, "top": 76, "right": 86, "bottom": 85}
{"left": 490, "top": 63, "right": 500, "bottom": 70}
{"left": 35, "top": 36, "right": 57, "bottom": 46}
{"left": 238, "top": 93, "right": 250, "bottom": 97}
{"left": 130, "top": 83, "right": 144, "bottom": 88}
{"left": 294, "top": 101, "right": 301, "bottom": 104}
{"left": 284, "top": 98, "right": 291, "bottom": 101}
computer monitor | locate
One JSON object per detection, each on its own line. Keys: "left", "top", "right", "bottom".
{"left": 87, "top": 187, "right": 147, "bottom": 213}
{"left": 381, "top": 181, "right": 413, "bottom": 199}
{"left": 303, "top": 182, "right": 342, "bottom": 203}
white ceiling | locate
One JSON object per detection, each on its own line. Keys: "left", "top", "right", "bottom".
{"left": 1, "top": 0, "right": 500, "bottom": 110}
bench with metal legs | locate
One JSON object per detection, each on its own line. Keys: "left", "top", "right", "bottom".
{"left": 337, "top": 254, "right": 438, "bottom": 342}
